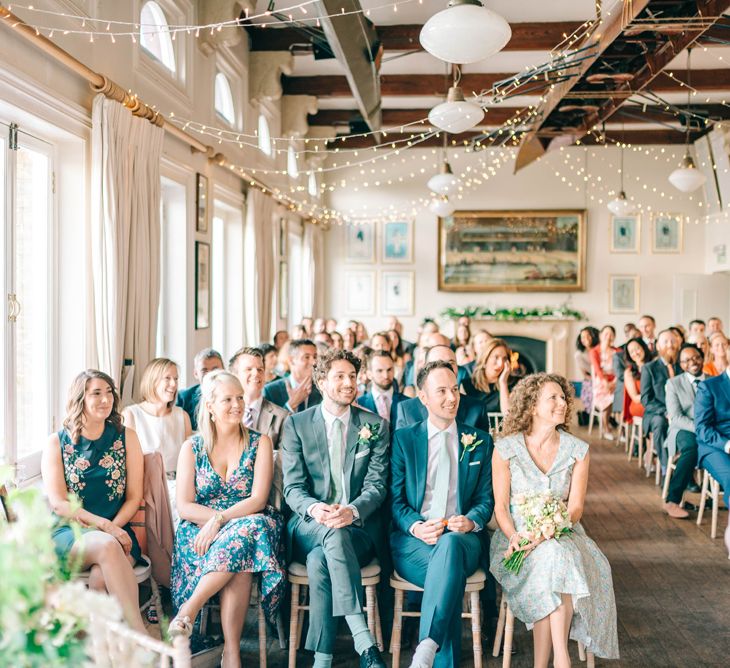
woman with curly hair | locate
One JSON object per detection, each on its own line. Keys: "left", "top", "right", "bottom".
{"left": 490, "top": 373, "right": 619, "bottom": 666}
{"left": 41, "top": 370, "right": 147, "bottom": 633}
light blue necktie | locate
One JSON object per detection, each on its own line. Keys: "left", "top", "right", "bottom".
{"left": 329, "top": 418, "right": 344, "bottom": 504}
{"left": 427, "top": 431, "right": 451, "bottom": 520}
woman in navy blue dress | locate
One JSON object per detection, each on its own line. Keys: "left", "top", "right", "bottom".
{"left": 41, "top": 369, "right": 146, "bottom": 633}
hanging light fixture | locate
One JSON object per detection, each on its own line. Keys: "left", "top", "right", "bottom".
{"left": 420, "top": 0, "right": 512, "bottom": 64}
{"left": 428, "top": 133, "right": 460, "bottom": 195}
{"left": 429, "top": 85, "right": 484, "bottom": 134}
{"left": 669, "top": 48, "right": 707, "bottom": 193}
{"left": 607, "top": 136, "right": 636, "bottom": 216}
{"left": 429, "top": 195, "right": 456, "bottom": 217}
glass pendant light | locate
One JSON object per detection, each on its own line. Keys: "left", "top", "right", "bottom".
{"left": 607, "top": 139, "right": 636, "bottom": 216}
{"left": 428, "top": 134, "right": 460, "bottom": 195}
{"left": 429, "top": 85, "right": 484, "bottom": 134}
{"left": 429, "top": 195, "right": 456, "bottom": 217}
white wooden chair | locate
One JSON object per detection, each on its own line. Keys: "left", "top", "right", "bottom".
{"left": 697, "top": 469, "right": 722, "bottom": 538}
{"left": 627, "top": 416, "right": 644, "bottom": 465}
{"left": 487, "top": 412, "right": 505, "bottom": 439}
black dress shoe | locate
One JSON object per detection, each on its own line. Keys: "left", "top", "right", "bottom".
{"left": 360, "top": 646, "right": 387, "bottom": 668}
{"left": 687, "top": 483, "right": 701, "bottom": 493}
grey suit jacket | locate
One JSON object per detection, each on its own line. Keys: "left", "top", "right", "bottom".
{"left": 665, "top": 373, "right": 700, "bottom": 459}
{"left": 281, "top": 404, "right": 389, "bottom": 525}
{"left": 253, "top": 398, "right": 289, "bottom": 449}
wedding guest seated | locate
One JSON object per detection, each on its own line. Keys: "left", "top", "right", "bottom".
{"left": 292, "top": 324, "right": 308, "bottom": 340}
{"left": 313, "top": 318, "right": 327, "bottom": 335}
{"left": 274, "top": 329, "right": 289, "bottom": 350}
{"left": 703, "top": 331, "right": 728, "bottom": 376}
{"left": 670, "top": 325, "right": 686, "bottom": 344}
{"left": 177, "top": 348, "right": 224, "bottom": 430}
{"left": 688, "top": 319, "right": 706, "bottom": 338}
{"left": 452, "top": 322, "right": 472, "bottom": 365}
{"left": 169, "top": 371, "right": 284, "bottom": 666}
{"left": 695, "top": 363, "right": 730, "bottom": 556}
{"left": 124, "top": 358, "right": 192, "bottom": 477}
{"left": 490, "top": 374, "right": 619, "bottom": 666}
{"left": 331, "top": 330, "right": 345, "bottom": 350}
{"left": 395, "top": 345, "right": 490, "bottom": 432}
{"left": 690, "top": 332, "right": 710, "bottom": 364}
{"left": 325, "top": 318, "right": 339, "bottom": 333}
{"left": 641, "top": 330, "right": 681, "bottom": 471}
{"left": 663, "top": 344, "right": 704, "bottom": 519}
{"left": 623, "top": 323, "right": 641, "bottom": 340}
{"left": 390, "top": 361, "right": 493, "bottom": 668}
{"left": 590, "top": 326, "right": 618, "bottom": 439}
{"left": 314, "top": 331, "right": 335, "bottom": 351}
{"left": 281, "top": 349, "right": 389, "bottom": 668}
{"left": 230, "top": 347, "right": 289, "bottom": 448}
{"left": 353, "top": 320, "right": 369, "bottom": 345}
{"left": 358, "top": 350, "right": 407, "bottom": 431}
{"left": 461, "top": 337, "right": 514, "bottom": 415}
{"left": 263, "top": 339, "right": 321, "bottom": 413}
{"left": 42, "top": 370, "right": 147, "bottom": 633}
{"left": 639, "top": 314, "right": 657, "bottom": 353}
{"left": 258, "top": 343, "right": 280, "bottom": 384}
{"left": 574, "top": 327, "right": 599, "bottom": 423}
{"left": 302, "top": 316, "right": 314, "bottom": 336}
{"left": 370, "top": 331, "right": 392, "bottom": 353}
{"left": 463, "top": 329, "right": 493, "bottom": 376}
{"left": 707, "top": 316, "right": 724, "bottom": 335}
{"left": 387, "top": 328, "right": 412, "bottom": 385}
{"left": 623, "top": 337, "right": 651, "bottom": 421}
{"left": 388, "top": 315, "right": 416, "bottom": 355}
{"left": 343, "top": 327, "right": 357, "bottom": 352}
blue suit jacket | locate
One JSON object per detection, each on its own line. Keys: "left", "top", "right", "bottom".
{"left": 394, "top": 394, "right": 489, "bottom": 432}
{"left": 695, "top": 372, "right": 730, "bottom": 464}
{"left": 176, "top": 384, "right": 201, "bottom": 431}
{"left": 263, "top": 377, "right": 322, "bottom": 413}
{"left": 390, "top": 420, "right": 494, "bottom": 534}
{"left": 357, "top": 390, "right": 408, "bottom": 430}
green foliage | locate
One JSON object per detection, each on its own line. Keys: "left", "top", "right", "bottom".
{"left": 440, "top": 305, "right": 585, "bottom": 321}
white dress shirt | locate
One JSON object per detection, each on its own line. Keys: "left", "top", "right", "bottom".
{"left": 724, "top": 369, "right": 730, "bottom": 454}
{"left": 420, "top": 420, "right": 459, "bottom": 520}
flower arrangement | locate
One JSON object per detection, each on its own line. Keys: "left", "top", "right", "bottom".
{"left": 357, "top": 422, "right": 381, "bottom": 446}
{"left": 459, "top": 432, "right": 483, "bottom": 461}
{"left": 440, "top": 305, "right": 585, "bottom": 321}
{"left": 503, "top": 490, "right": 573, "bottom": 575}
{"left": 0, "top": 466, "right": 122, "bottom": 666}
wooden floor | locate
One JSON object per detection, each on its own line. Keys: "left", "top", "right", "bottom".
{"left": 221, "top": 427, "right": 729, "bottom": 667}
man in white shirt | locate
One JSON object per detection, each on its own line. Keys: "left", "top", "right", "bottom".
{"left": 390, "top": 361, "right": 494, "bottom": 668}
{"left": 282, "top": 349, "right": 389, "bottom": 668}
{"left": 358, "top": 351, "right": 407, "bottom": 431}
{"left": 639, "top": 314, "right": 657, "bottom": 352}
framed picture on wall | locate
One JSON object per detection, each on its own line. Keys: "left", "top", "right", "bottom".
{"left": 279, "top": 262, "right": 289, "bottom": 320}
{"left": 610, "top": 214, "right": 640, "bottom": 253}
{"left": 344, "top": 270, "right": 375, "bottom": 316}
{"left": 382, "top": 220, "right": 413, "bottom": 263}
{"left": 279, "top": 218, "right": 288, "bottom": 259}
{"left": 609, "top": 275, "right": 639, "bottom": 314}
{"left": 651, "top": 213, "right": 683, "bottom": 253}
{"left": 345, "top": 222, "right": 375, "bottom": 262}
{"left": 196, "top": 173, "right": 208, "bottom": 233}
{"left": 195, "top": 241, "right": 210, "bottom": 329}
{"left": 381, "top": 271, "right": 414, "bottom": 316}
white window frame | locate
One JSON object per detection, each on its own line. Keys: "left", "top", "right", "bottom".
{"left": 257, "top": 110, "right": 273, "bottom": 157}
{"left": 215, "top": 48, "right": 244, "bottom": 130}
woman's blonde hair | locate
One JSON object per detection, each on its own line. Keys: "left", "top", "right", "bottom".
{"left": 198, "top": 370, "right": 249, "bottom": 456}
{"left": 501, "top": 372, "right": 574, "bottom": 437}
{"left": 63, "top": 369, "right": 123, "bottom": 444}
{"left": 140, "top": 358, "right": 179, "bottom": 407}
{"left": 471, "top": 338, "right": 511, "bottom": 393}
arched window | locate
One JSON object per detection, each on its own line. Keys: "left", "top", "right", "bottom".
{"left": 140, "top": 1, "right": 176, "bottom": 74}
{"left": 287, "top": 144, "right": 299, "bottom": 178}
{"left": 257, "top": 114, "right": 272, "bottom": 157}
{"left": 214, "top": 72, "right": 235, "bottom": 125}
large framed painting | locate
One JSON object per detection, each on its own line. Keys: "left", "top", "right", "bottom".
{"left": 438, "top": 210, "right": 587, "bottom": 292}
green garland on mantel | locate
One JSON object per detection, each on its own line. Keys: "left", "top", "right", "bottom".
{"left": 440, "top": 306, "right": 586, "bottom": 321}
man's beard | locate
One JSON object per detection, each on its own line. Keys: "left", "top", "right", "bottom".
{"left": 373, "top": 380, "right": 393, "bottom": 391}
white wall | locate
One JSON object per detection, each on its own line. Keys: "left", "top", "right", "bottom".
{"left": 324, "top": 145, "right": 730, "bottom": 372}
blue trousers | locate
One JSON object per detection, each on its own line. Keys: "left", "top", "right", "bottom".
{"left": 701, "top": 450, "right": 730, "bottom": 509}
{"left": 391, "top": 530, "right": 481, "bottom": 668}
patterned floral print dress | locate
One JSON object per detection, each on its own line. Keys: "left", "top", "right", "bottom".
{"left": 171, "top": 432, "right": 285, "bottom": 620}
{"left": 52, "top": 423, "right": 143, "bottom": 565}
{"left": 490, "top": 431, "right": 620, "bottom": 660}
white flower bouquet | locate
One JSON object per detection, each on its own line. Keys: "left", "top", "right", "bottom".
{"left": 503, "top": 490, "right": 573, "bottom": 574}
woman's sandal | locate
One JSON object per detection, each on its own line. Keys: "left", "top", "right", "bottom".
{"left": 167, "top": 615, "right": 193, "bottom": 638}
{"left": 145, "top": 604, "right": 159, "bottom": 624}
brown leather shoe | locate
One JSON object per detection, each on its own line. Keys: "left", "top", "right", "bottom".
{"left": 663, "top": 501, "right": 690, "bottom": 519}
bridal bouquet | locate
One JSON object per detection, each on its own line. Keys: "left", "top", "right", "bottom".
{"left": 502, "top": 490, "right": 573, "bottom": 575}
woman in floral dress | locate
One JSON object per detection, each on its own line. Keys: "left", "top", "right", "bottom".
{"left": 41, "top": 369, "right": 146, "bottom": 633}
{"left": 170, "top": 370, "right": 284, "bottom": 668}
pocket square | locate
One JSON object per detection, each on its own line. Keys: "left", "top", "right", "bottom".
{"left": 469, "top": 461, "right": 481, "bottom": 466}
{"left": 354, "top": 448, "right": 370, "bottom": 459}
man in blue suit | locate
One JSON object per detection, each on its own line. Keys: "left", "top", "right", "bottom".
{"left": 391, "top": 360, "right": 493, "bottom": 668}
{"left": 694, "top": 367, "right": 730, "bottom": 555}
{"left": 395, "top": 344, "right": 489, "bottom": 433}
{"left": 263, "top": 339, "right": 322, "bottom": 412}
{"left": 358, "top": 351, "right": 407, "bottom": 432}
{"left": 176, "top": 348, "right": 223, "bottom": 430}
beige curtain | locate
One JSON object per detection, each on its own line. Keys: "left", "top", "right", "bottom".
{"left": 245, "top": 188, "right": 277, "bottom": 344}
{"left": 302, "top": 221, "right": 324, "bottom": 318}
{"left": 89, "top": 94, "right": 164, "bottom": 400}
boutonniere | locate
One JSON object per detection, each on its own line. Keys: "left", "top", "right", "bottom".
{"left": 357, "top": 422, "right": 381, "bottom": 446}
{"left": 459, "top": 432, "right": 483, "bottom": 461}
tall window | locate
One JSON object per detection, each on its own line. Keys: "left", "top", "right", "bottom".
{"left": 1, "top": 122, "right": 54, "bottom": 479}
{"left": 214, "top": 72, "right": 236, "bottom": 126}
{"left": 258, "top": 113, "right": 272, "bottom": 157}
{"left": 140, "top": 1, "right": 177, "bottom": 74}
{"left": 287, "top": 144, "right": 299, "bottom": 178}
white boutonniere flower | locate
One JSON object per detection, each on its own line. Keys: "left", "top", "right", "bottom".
{"left": 460, "top": 432, "right": 484, "bottom": 461}
{"left": 357, "top": 422, "right": 380, "bottom": 446}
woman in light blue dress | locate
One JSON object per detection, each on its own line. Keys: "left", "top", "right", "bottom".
{"left": 490, "top": 373, "right": 619, "bottom": 667}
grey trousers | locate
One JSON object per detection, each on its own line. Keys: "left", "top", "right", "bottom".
{"left": 289, "top": 515, "right": 375, "bottom": 653}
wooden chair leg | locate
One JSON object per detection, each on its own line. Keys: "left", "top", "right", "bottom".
{"left": 470, "top": 590, "right": 483, "bottom": 668}
{"left": 711, "top": 477, "right": 720, "bottom": 539}
{"left": 662, "top": 460, "right": 674, "bottom": 501}
{"left": 587, "top": 651, "right": 596, "bottom": 668}
{"left": 276, "top": 610, "right": 287, "bottom": 650}
{"left": 295, "top": 585, "right": 307, "bottom": 650}
{"left": 578, "top": 640, "right": 586, "bottom": 661}
{"left": 492, "top": 594, "right": 507, "bottom": 657}
{"left": 637, "top": 430, "right": 644, "bottom": 469}
{"left": 258, "top": 603, "right": 268, "bottom": 668}
{"left": 288, "top": 583, "right": 300, "bottom": 668}
{"left": 655, "top": 453, "right": 662, "bottom": 486}
{"left": 365, "top": 584, "right": 377, "bottom": 639}
{"left": 390, "top": 588, "right": 404, "bottom": 668}
{"left": 374, "top": 593, "right": 384, "bottom": 651}
{"left": 502, "top": 604, "right": 514, "bottom": 668}
{"left": 697, "top": 469, "right": 709, "bottom": 527}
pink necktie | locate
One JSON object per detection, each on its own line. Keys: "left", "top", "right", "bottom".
{"left": 377, "top": 394, "right": 390, "bottom": 420}
{"left": 244, "top": 406, "right": 255, "bottom": 428}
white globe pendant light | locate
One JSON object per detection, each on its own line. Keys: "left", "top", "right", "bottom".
{"left": 669, "top": 153, "right": 706, "bottom": 193}
{"left": 428, "top": 160, "right": 460, "bottom": 195}
{"left": 429, "top": 86, "right": 484, "bottom": 133}
{"left": 420, "top": 0, "right": 512, "bottom": 64}
{"left": 607, "top": 191, "right": 637, "bottom": 216}
{"left": 429, "top": 195, "right": 456, "bottom": 217}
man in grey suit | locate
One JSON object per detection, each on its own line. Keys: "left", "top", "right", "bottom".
{"left": 282, "top": 349, "right": 389, "bottom": 668}
{"left": 230, "top": 347, "right": 289, "bottom": 448}
{"left": 664, "top": 343, "right": 704, "bottom": 519}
